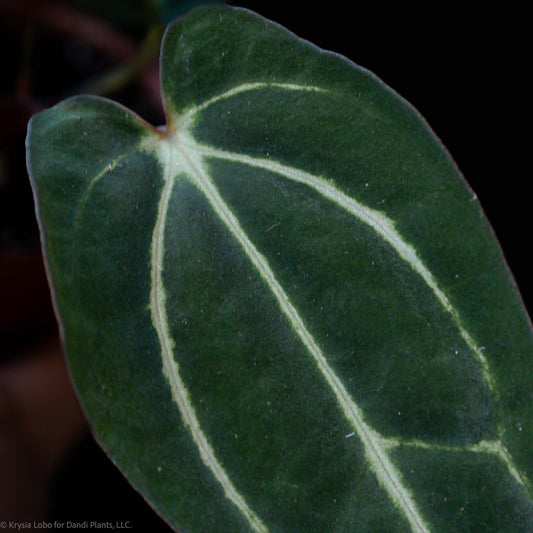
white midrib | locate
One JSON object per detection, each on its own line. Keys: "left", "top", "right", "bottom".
{"left": 150, "top": 141, "right": 268, "bottom": 533}
{"left": 165, "top": 132, "right": 431, "bottom": 533}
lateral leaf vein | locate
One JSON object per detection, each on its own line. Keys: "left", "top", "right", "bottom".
{"left": 150, "top": 141, "right": 268, "bottom": 533}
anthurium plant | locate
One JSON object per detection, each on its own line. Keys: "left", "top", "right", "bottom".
{"left": 26, "top": 6, "right": 533, "bottom": 532}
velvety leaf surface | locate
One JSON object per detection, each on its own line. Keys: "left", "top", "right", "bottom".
{"left": 26, "top": 6, "right": 533, "bottom": 532}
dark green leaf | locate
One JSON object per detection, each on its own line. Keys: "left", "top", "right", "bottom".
{"left": 26, "top": 6, "right": 533, "bottom": 532}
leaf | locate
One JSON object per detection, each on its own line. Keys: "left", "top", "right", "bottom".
{"left": 26, "top": 6, "right": 533, "bottom": 532}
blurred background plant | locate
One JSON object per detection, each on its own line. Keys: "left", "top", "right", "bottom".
{"left": 0, "top": 0, "right": 529, "bottom": 531}
{"left": 0, "top": 1, "right": 213, "bottom": 530}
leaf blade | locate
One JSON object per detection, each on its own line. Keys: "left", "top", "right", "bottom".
{"left": 27, "top": 5, "right": 533, "bottom": 532}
